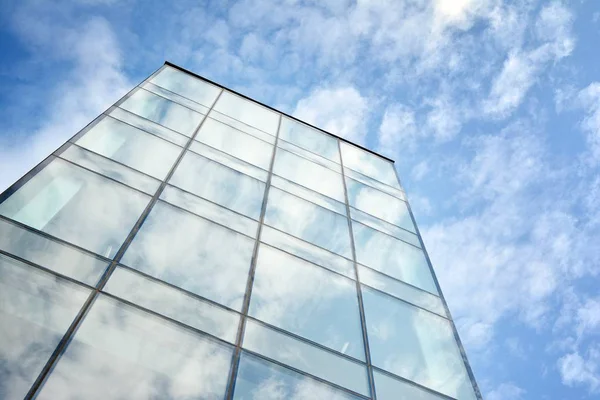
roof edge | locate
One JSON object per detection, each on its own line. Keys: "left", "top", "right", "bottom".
{"left": 164, "top": 61, "right": 395, "bottom": 163}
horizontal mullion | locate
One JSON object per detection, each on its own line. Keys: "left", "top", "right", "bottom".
{"left": 350, "top": 206, "right": 417, "bottom": 238}
{"left": 144, "top": 81, "right": 212, "bottom": 110}
{"left": 351, "top": 217, "right": 422, "bottom": 251}
{"left": 190, "top": 137, "right": 271, "bottom": 175}
{"left": 209, "top": 109, "right": 275, "bottom": 139}
{"left": 186, "top": 144, "right": 268, "bottom": 184}
{"left": 240, "top": 349, "right": 371, "bottom": 400}
{"left": 346, "top": 166, "right": 406, "bottom": 196}
{"left": 277, "top": 137, "right": 341, "bottom": 168}
{"left": 201, "top": 116, "right": 277, "bottom": 148}
{"left": 138, "top": 86, "right": 206, "bottom": 116}
{"left": 108, "top": 107, "right": 191, "bottom": 145}
{"left": 358, "top": 263, "right": 442, "bottom": 299}
{"left": 372, "top": 366, "right": 457, "bottom": 400}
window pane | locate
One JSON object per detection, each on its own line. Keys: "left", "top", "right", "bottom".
{"left": 109, "top": 107, "right": 188, "bottom": 147}
{"left": 271, "top": 175, "right": 347, "bottom": 216}
{"left": 249, "top": 245, "right": 364, "bottom": 360}
{"left": 234, "top": 352, "right": 363, "bottom": 400}
{"left": 60, "top": 145, "right": 160, "bottom": 195}
{"left": 105, "top": 266, "right": 240, "bottom": 343}
{"left": 0, "top": 158, "right": 151, "bottom": 258}
{"left": 0, "top": 218, "right": 108, "bottom": 285}
{"left": 374, "top": 370, "right": 449, "bottom": 400}
{"left": 260, "top": 226, "right": 355, "bottom": 279}
{"left": 345, "top": 167, "right": 405, "bottom": 200}
{"left": 358, "top": 266, "right": 445, "bottom": 317}
{"left": 244, "top": 319, "right": 369, "bottom": 396}
{"left": 353, "top": 222, "right": 438, "bottom": 294}
{"left": 170, "top": 151, "right": 265, "bottom": 219}
{"left": 213, "top": 91, "right": 279, "bottom": 135}
{"left": 209, "top": 110, "right": 275, "bottom": 144}
{"left": 160, "top": 185, "right": 258, "bottom": 237}
{"left": 350, "top": 207, "right": 420, "bottom": 248}
{"left": 142, "top": 81, "right": 209, "bottom": 114}
{"left": 196, "top": 118, "right": 273, "bottom": 170}
{"left": 121, "top": 201, "right": 255, "bottom": 310}
{"left": 0, "top": 255, "right": 90, "bottom": 400}
{"left": 37, "top": 295, "right": 233, "bottom": 400}
{"left": 189, "top": 140, "right": 269, "bottom": 182}
{"left": 273, "top": 149, "right": 345, "bottom": 202}
{"left": 341, "top": 142, "right": 399, "bottom": 189}
{"left": 150, "top": 65, "right": 221, "bottom": 107}
{"left": 264, "top": 188, "right": 352, "bottom": 258}
{"left": 76, "top": 116, "right": 182, "bottom": 179}
{"left": 363, "top": 288, "right": 476, "bottom": 400}
{"left": 346, "top": 178, "right": 415, "bottom": 232}
{"left": 278, "top": 139, "right": 341, "bottom": 172}
{"left": 279, "top": 117, "right": 340, "bottom": 163}
{"left": 120, "top": 89, "right": 204, "bottom": 136}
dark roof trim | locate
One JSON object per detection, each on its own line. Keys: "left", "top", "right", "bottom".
{"left": 164, "top": 61, "right": 395, "bottom": 163}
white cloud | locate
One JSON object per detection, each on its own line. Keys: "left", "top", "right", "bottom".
{"left": 293, "top": 86, "right": 370, "bottom": 144}
{"left": 558, "top": 349, "right": 600, "bottom": 393}
{"left": 377, "top": 103, "right": 419, "bottom": 153}
{"left": 411, "top": 160, "right": 430, "bottom": 181}
{"left": 578, "top": 82, "right": 600, "bottom": 163}
{"left": 487, "top": 382, "right": 525, "bottom": 400}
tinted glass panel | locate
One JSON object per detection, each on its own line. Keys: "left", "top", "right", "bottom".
{"left": 344, "top": 167, "right": 405, "bottom": 200}
{"left": 353, "top": 222, "right": 437, "bottom": 294}
{"left": 234, "top": 352, "right": 363, "bottom": 400}
{"left": 279, "top": 117, "right": 340, "bottom": 163}
{"left": 105, "top": 266, "right": 240, "bottom": 343}
{"left": 59, "top": 145, "right": 160, "bottom": 195}
{"left": 108, "top": 107, "right": 188, "bottom": 147}
{"left": 273, "top": 149, "right": 345, "bottom": 202}
{"left": 374, "top": 370, "right": 449, "bottom": 400}
{"left": 260, "top": 226, "right": 355, "bottom": 279}
{"left": 189, "top": 141, "right": 268, "bottom": 182}
{"left": 264, "top": 188, "right": 352, "bottom": 258}
{"left": 0, "top": 158, "right": 150, "bottom": 258}
{"left": 196, "top": 118, "right": 273, "bottom": 170}
{"left": 121, "top": 201, "right": 255, "bottom": 310}
{"left": 340, "top": 142, "right": 399, "bottom": 189}
{"left": 244, "top": 319, "right": 369, "bottom": 395}
{"left": 120, "top": 89, "right": 204, "bottom": 136}
{"left": 346, "top": 178, "right": 415, "bottom": 232}
{"left": 271, "top": 175, "right": 347, "bottom": 216}
{"left": 0, "top": 218, "right": 108, "bottom": 285}
{"left": 150, "top": 65, "right": 221, "bottom": 107}
{"left": 363, "top": 288, "right": 476, "bottom": 400}
{"left": 37, "top": 295, "right": 233, "bottom": 400}
{"left": 142, "top": 81, "right": 209, "bottom": 114}
{"left": 249, "top": 245, "right": 364, "bottom": 360}
{"left": 0, "top": 255, "right": 90, "bottom": 400}
{"left": 209, "top": 110, "right": 275, "bottom": 144}
{"left": 213, "top": 92, "right": 279, "bottom": 135}
{"left": 350, "top": 207, "right": 420, "bottom": 248}
{"left": 76, "top": 116, "right": 182, "bottom": 179}
{"left": 170, "top": 151, "right": 265, "bottom": 219}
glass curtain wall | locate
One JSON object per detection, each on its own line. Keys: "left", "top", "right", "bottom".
{"left": 0, "top": 64, "right": 480, "bottom": 400}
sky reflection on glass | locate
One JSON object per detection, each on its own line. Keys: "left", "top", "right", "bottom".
{"left": 340, "top": 142, "right": 399, "bottom": 189}
{"left": 150, "top": 65, "right": 221, "bottom": 107}
{"left": 213, "top": 91, "right": 279, "bottom": 135}
{"left": 278, "top": 117, "right": 340, "bottom": 163}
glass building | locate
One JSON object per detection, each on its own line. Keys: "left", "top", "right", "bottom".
{"left": 0, "top": 62, "right": 481, "bottom": 400}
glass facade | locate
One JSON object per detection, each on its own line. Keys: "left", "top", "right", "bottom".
{"left": 0, "top": 63, "right": 480, "bottom": 400}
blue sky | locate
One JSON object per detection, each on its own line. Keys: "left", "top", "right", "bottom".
{"left": 1, "top": 0, "right": 600, "bottom": 398}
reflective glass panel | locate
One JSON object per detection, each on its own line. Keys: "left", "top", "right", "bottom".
{"left": 0, "top": 255, "right": 90, "bottom": 400}
{"left": 363, "top": 288, "right": 476, "bottom": 400}
{"left": 0, "top": 158, "right": 151, "bottom": 258}
{"left": 120, "top": 89, "right": 204, "bottom": 136}
{"left": 340, "top": 142, "right": 399, "bottom": 189}
{"left": 105, "top": 266, "right": 240, "bottom": 343}
{"left": 264, "top": 188, "right": 352, "bottom": 258}
{"left": 244, "top": 319, "right": 369, "bottom": 396}
{"left": 121, "top": 201, "right": 255, "bottom": 310}
{"left": 108, "top": 107, "right": 188, "bottom": 147}
{"left": 260, "top": 226, "right": 355, "bottom": 279}
{"left": 273, "top": 149, "right": 345, "bottom": 202}
{"left": 234, "top": 352, "right": 363, "bottom": 400}
{"left": 345, "top": 167, "right": 405, "bottom": 200}
{"left": 374, "top": 370, "right": 449, "bottom": 400}
{"left": 353, "top": 222, "right": 438, "bottom": 294}
{"left": 150, "top": 65, "right": 221, "bottom": 107}
{"left": 249, "top": 245, "right": 364, "bottom": 360}
{"left": 142, "top": 82, "right": 209, "bottom": 114}
{"left": 209, "top": 110, "right": 275, "bottom": 144}
{"left": 196, "top": 118, "right": 273, "bottom": 170}
{"left": 0, "top": 218, "right": 108, "bottom": 285}
{"left": 160, "top": 185, "right": 258, "bottom": 237}
{"left": 358, "top": 266, "right": 445, "bottom": 317}
{"left": 350, "top": 207, "right": 420, "bottom": 248}
{"left": 76, "top": 116, "right": 182, "bottom": 179}
{"left": 59, "top": 145, "right": 160, "bottom": 195}
{"left": 279, "top": 117, "right": 340, "bottom": 163}
{"left": 189, "top": 141, "right": 268, "bottom": 182}
{"left": 170, "top": 151, "right": 265, "bottom": 219}
{"left": 271, "top": 175, "right": 347, "bottom": 216}
{"left": 278, "top": 139, "right": 341, "bottom": 172}
{"left": 346, "top": 178, "right": 415, "bottom": 232}
{"left": 37, "top": 295, "right": 233, "bottom": 400}
{"left": 213, "top": 91, "right": 279, "bottom": 135}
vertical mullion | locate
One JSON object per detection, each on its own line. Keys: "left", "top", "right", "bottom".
{"left": 338, "top": 141, "right": 377, "bottom": 400}
{"left": 224, "top": 114, "right": 282, "bottom": 400}
{"left": 391, "top": 166, "right": 483, "bottom": 400}
{"left": 24, "top": 84, "right": 224, "bottom": 400}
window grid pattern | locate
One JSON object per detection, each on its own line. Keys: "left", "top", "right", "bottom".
{"left": 0, "top": 63, "right": 481, "bottom": 400}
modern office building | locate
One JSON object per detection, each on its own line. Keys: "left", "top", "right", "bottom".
{"left": 0, "top": 62, "right": 480, "bottom": 400}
